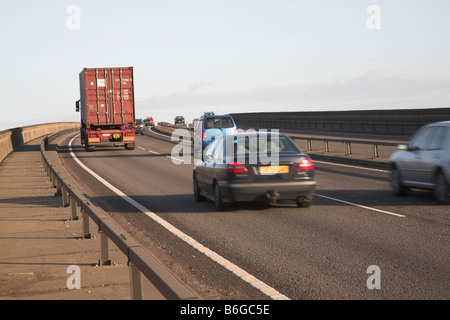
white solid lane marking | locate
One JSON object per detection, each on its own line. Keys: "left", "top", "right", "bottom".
{"left": 315, "top": 194, "right": 406, "bottom": 218}
{"left": 68, "top": 135, "right": 289, "bottom": 300}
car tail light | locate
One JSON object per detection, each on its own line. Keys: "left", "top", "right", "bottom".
{"left": 226, "top": 162, "right": 248, "bottom": 173}
{"left": 202, "top": 130, "right": 206, "bottom": 139}
{"left": 297, "top": 158, "right": 314, "bottom": 171}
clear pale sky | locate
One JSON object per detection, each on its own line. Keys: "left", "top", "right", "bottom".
{"left": 0, "top": 0, "right": 449, "bottom": 131}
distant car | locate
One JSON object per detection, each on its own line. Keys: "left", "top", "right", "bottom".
{"left": 144, "top": 117, "right": 155, "bottom": 127}
{"left": 389, "top": 121, "right": 450, "bottom": 204}
{"left": 135, "top": 119, "right": 145, "bottom": 135}
{"left": 194, "top": 115, "right": 237, "bottom": 151}
{"left": 175, "top": 116, "right": 185, "bottom": 125}
{"left": 193, "top": 131, "right": 316, "bottom": 211}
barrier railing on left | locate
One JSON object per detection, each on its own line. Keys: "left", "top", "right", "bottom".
{"left": 40, "top": 129, "right": 200, "bottom": 300}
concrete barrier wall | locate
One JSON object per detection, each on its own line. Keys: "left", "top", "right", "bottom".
{"left": 230, "top": 108, "right": 450, "bottom": 137}
{"left": 154, "top": 122, "right": 193, "bottom": 138}
{"left": 0, "top": 122, "right": 79, "bottom": 165}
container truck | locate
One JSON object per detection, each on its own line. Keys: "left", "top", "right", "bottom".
{"left": 76, "top": 67, "right": 136, "bottom": 151}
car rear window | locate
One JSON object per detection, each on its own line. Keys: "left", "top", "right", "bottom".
{"left": 229, "top": 136, "right": 300, "bottom": 155}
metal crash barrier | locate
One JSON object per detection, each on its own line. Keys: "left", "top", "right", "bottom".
{"left": 155, "top": 122, "right": 399, "bottom": 162}
{"left": 290, "top": 136, "right": 399, "bottom": 158}
{"left": 41, "top": 130, "right": 199, "bottom": 300}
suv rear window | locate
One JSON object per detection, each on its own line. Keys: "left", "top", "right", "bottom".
{"left": 204, "top": 117, "right": 234, "bottom": 129}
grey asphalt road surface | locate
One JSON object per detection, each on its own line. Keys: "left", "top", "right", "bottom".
{"left": 56, "top": 128, "right": 449, "bottom": 300}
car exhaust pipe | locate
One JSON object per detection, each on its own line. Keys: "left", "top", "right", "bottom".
{"left": 266, "top": 189, "right": 280, "bottom": 205}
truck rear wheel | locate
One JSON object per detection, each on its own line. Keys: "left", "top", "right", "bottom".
{"left": 125, "top": 143, "right": 135, "bottom": 150}
{"left": 85, "top": 144, "right": 95, "bottom": 152}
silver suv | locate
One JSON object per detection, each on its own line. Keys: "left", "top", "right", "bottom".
{"left": 390, "top": 121, "right": 450, "bottom": 204}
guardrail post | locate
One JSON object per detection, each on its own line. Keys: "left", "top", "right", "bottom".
{"left": 56, "top": 180, "right": 62, "bottom": 196}
{"left": 373, "top": 144, "right": 379, "bottom": 158}
{"left": 82, "top": 210, "right": 91, "bottom": 239}
{"left": 128, "top": 261, "right": 143, "bottom": 300}
{"left": 307, "top": 139, "right": 312, "bottom": 151}
{"left": 324, "top": 140, "right": 329, "bottom": 153}
{"left": 62, "top": 187, "right": 69, "bottom": 207}
{"left": 70, "top": 196, "right": 79, "bottom": 220}
{"left": 346, "top": 142, "right": 352, "bottom": 155}
{"left": 50, "top": 171, "right": 57, "bottom": 188}
{"left": 98, "top": 229, "right": 111, "bottom": 266}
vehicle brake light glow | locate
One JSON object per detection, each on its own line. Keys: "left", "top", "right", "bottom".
{"left": 297, "top": 158, "right": 314, "bottom": 171}
{"left": 226, "top": 162, "right": 248, "bottom": 173}
{"left": 202, "top": 130, "right": 206, "bottom": 139}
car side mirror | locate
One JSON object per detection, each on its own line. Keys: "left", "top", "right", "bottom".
{"left": 75, "top": 100, "right": 80, "bottom": 112}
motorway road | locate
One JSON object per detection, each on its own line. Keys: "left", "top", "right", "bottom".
{"left": 56, "top": 129, "right": 449, "bottom": 300}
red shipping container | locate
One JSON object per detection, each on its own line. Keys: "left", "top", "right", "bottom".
{"left": 79, "top": 67, "right": 135, "bottom": 125}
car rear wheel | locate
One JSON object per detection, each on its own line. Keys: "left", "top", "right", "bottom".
{"left": 434, "top": 172, "right": 449, "bottom": 204}
{"left": 193, "top": 175, "right": 205, "bottom": 202}
{"left": 85, "top": 144, "right": 95, "bottom": 152}
{"left": 391, "top": 167, "right": 408, "bottom": 196}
